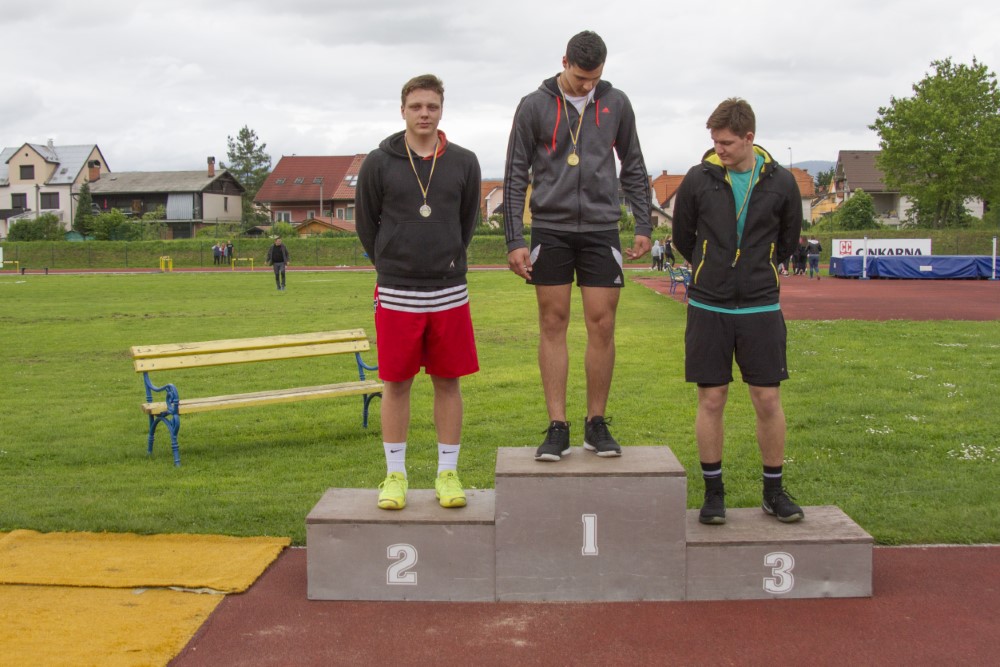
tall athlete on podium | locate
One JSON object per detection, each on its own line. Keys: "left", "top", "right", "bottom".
{"left": 503, "top": 30, "right": 652, "bottom": 462}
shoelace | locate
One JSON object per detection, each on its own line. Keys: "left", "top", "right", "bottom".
{"left": 588, "top": 418, "right": 614, "bottom": 439}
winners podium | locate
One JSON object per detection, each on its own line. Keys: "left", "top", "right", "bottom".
{"left": 307, "top": 446, "right": 872, "bottom": 602}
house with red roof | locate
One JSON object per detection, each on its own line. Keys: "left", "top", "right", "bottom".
{"left": 481, "top": 178, "right": 503, "bottom": 221}
{"left": 788, "top": 167, "right": 815, "bottom": 223}
{"left": 254, "top": 155, "right": 366, "bottom": 233}
{"left": 651, "top": 171, "right": 684, "bottom": 226}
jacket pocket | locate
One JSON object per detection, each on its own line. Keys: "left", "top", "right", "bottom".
{"left": 376, "top": 220, "right": 465, "bottom": 278}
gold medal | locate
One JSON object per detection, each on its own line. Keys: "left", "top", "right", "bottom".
{"left": 419, "top": 204, "right": 432, "bottom": 217}
{"left": 559, "top": 83, "right": 587, "bottom": 169}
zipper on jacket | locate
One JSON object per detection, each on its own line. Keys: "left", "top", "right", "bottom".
{"left": 694, "top": 240, "right": 707, "bottom": 283}
{"left": 769, "top": 243, "right": 779, "bottom": 285}
{"left": 730, "top": 248, "right": 741, "bottom": 268}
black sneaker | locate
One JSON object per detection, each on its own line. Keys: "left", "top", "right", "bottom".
{"left": 762, "top": 487, "right": 805, "bottom": 523}
{"left": 699, "top": 484, "right": 726, "bottom": 525}
{"left": 583, "top": 416, "right": 622, "bottom": 457}
{"left": 535, "top": 421, "right": 571, "bottom": 461}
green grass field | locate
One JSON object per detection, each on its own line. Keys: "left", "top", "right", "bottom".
{"left": 1, "top": 269, "right": 996, "bottom": 545}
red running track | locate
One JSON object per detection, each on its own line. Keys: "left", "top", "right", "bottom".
{"left": 635, "top": 273, "right": 1000, "bottom": 321}
{"left": 171, "top": 545, "right": 1000, "bottom": 667}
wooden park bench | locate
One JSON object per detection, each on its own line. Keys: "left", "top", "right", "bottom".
{"left": 131, "top": 329, "right": 382, "bottom": 466}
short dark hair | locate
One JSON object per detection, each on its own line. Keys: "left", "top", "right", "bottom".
{"left": 566, "top": 31, "right": 607, "bottom": 71}
{"left": 401, "top": 74, "right": 444, "bottom": 106}
{"left": 706, "top": 98, "right": 756, "bottom": 136}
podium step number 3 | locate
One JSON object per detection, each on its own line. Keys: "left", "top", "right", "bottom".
{"left": 306, "top": 446, "right": 873, "bottom": 602}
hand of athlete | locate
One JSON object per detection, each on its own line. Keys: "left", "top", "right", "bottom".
{"left": 507, "top": 247, "right": 532, "bottom": 280}
{"left": 626, "top": 235, "right": 651, "bottom": 260}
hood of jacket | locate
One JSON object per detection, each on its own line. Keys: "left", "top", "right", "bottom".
{"left": 539, "top": 75, "right": 614, "bottom": 100}
{"left": 700, "top": 144, "right": 780, "bottom": 180}
{"left": 377, "top": 130, "right": 448, "bottom": 159}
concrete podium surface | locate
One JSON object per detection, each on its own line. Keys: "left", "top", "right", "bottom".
{"left": 306, "top": 488, "right": 495, "bottom": 601}
{"left": 685, "top": 505, "right": 873, "bottom": 600}
{"left": 494, "top": 446, "right": 687, "bottom": 601}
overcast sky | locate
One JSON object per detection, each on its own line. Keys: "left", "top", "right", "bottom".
{"left": 5, "top": 0, "right": 999, "bottom": 178}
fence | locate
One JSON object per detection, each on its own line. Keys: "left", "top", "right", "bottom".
{"left": 1, "top": 231, "right": 996, "bottom": 271}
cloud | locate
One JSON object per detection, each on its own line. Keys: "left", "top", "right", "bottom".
{"left": 4, "top": 0, "right": 1000, "bottom": 178}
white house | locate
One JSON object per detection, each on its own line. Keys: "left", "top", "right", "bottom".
{"left": 0, "top": 141, "right": 110, "bottom": 238}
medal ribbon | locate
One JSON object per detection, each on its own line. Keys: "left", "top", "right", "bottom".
{"left": 560, "top": 88, "right": 586, "bottom": 161}
{"left": 405, "top": 137, "right": 439, "bottom": 211}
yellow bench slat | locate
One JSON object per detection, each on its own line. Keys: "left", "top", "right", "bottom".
{"left": 131, "top": 329, "right": 368, "bottom": 359}
{"left": 134, "top": 340, "right": 370, "bottom": 373}
{"left": 142, "top": 380, "right": 383, "bottom": 415}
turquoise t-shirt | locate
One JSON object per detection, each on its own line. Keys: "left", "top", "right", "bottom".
{"left": 727, "top": 154, "right": 764, "bottom": 245}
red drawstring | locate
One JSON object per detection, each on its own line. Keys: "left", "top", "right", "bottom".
{"left": 549, "top": 96, "right": 562, "bottom": 154}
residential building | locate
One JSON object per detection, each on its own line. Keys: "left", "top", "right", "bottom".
{"left": 255, "top": 155, "right": 365, "bottom": 227}
{"left": 295, "top": 217, "right": 356, "bottom": 236}
{"left": 835, "top": 150, "right": 983, "bottom": 225}
{"left": 88, "top": 157, "right": 245, "bottom": 238}
{"left": 481, "top": 179, "right": 503, "bottom": 220}
{"left": 789, "top": 167, "right": 816, "bottom": 223}
{"left": 651, "top": 171, "right": 684, "bottom": 228}
{"left": 835, "top": 150, "right": 910, "bottom": 226}
{"left": 0, "top": 141, "right": 110, "bottom": 238}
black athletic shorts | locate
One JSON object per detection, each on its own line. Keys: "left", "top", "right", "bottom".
{"left": 528, "top": 228, "right": 624, "bottom": 288}
{"left": 684, "top": 306, "right": 788, "bottom": 385}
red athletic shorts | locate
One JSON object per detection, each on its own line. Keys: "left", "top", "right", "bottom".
{"left": 374, "top": 284, "right": 479, "bottom": 382}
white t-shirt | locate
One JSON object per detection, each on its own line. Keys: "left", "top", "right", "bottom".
{"left": 563, "top": 89, "right": 594, "bottom": 114}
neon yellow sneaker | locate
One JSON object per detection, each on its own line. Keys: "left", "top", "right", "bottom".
{"left": 435, "top": 470, "right": 467, "bottom": 508}
{"left": 377, "top": 472, "right": 408, "bottom": 510}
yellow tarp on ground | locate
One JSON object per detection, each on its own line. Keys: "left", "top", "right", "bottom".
{"left": 0, "top": 530, "right": 290, "bottom": 667}
{"left": 0, "top": 529, "right": 290, "bottom": 592}
{"left": 0, "top": 585, "right": 221, "bottom": 667}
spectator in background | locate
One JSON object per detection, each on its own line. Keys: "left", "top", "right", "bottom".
{"left": 807, "top": 237, "right": 822, "bottom": 279}
{"left": 651, "top": 239, "right": 664, "bottom": 271}
{"left": 265, "top": 236, "right": 290, "bottom": 291}
{"left": 663, "top": 235, "right": 676, "bottom": 267}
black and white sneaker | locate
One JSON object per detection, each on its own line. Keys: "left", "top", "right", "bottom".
{"left": 762, "top": 487, "right": 805, "bottom": 523}
{"left": 699, "top": 484, "right": 726, "bottom": 525}
{"left": 535, "top": 421, "right": 571, "bottom": 461}
{"left": 583, "top": 416, "right": 622, "bottom": 457}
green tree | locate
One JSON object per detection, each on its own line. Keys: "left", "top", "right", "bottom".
{"left": 138, "top": 206, "right": 168, "bottom": 240}
{"left": 272, "top": 221, "right": 297, "bottom": 239}
{"left": 815, "top": 167, "right": 835, "bottom": 192}
{"left": 92, "top": 209, "right": 141, "bottom": 241}
{"left": 834, "top": 189, "right": 879, "bottom": 230}
{"left": 870, "top": 57, "right": 1000, "bottom": 228}
{"left": 220, "top": 126, "right": 272, "bottom": 228}
{"left": 618, "top": 204, "right": 635, "bottom": 232}
{"left": 74, "top": 182, "right": 95, "bottom": 236}
{"left": 8, "top": 213, "right": 65, "bottom": 241}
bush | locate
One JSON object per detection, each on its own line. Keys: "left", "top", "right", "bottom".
{"left": 7, "top": 213, "right": 65, "bottom": 241}
{"left": 834, "top": 189, "right": 880, "bottom": 231}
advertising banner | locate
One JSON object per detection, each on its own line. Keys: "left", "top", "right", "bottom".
{"left": 832, "top": 238, "right": 932, "bottom": 258}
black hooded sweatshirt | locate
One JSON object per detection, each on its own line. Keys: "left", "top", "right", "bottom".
{"left": 356, "top": 130, "right": 481, "bottom": 287}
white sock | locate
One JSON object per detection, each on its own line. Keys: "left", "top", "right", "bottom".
{"left": 384, "top": 442, "right": 406, "bottom": 476}
{"left": 437, "top": 443, "right": 460, "bottom": 474}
